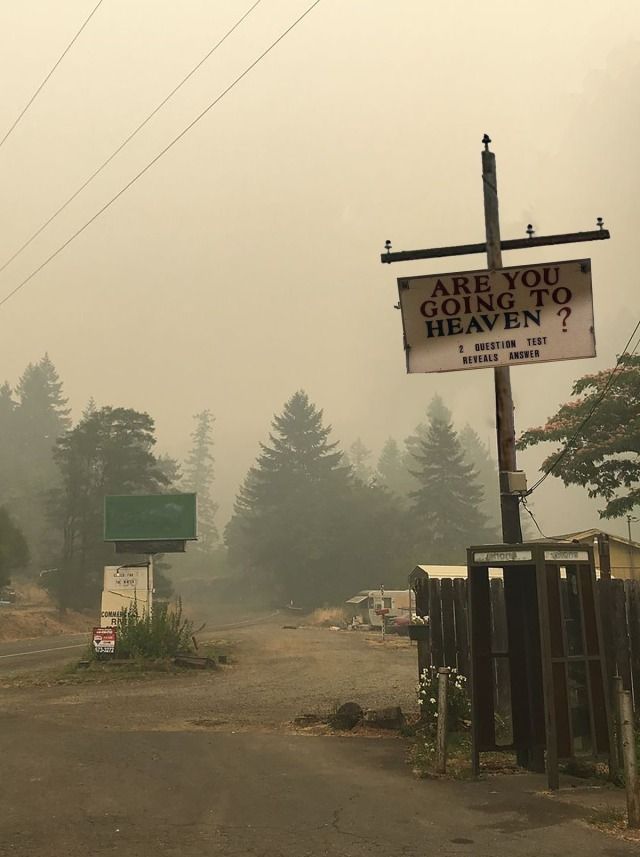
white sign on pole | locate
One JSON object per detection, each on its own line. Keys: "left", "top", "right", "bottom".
{"left": 100, "top": 565, "right": 150, "bottom": 626}
{"left": 398, "top": 258, "right": 595, "bottom": 373}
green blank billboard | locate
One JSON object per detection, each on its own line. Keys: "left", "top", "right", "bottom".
{"left": 104, "top": 494, "right": 197, "bottom": 542}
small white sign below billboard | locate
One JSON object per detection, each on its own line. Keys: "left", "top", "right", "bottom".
{"left": 398, "top": 258, "right": 595, "bottom": 373}
{"left": 100, "top": 565, "right": 151, "bottom": 626}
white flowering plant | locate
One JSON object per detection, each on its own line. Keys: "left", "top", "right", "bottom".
{"left": 417, "top": 666, "right": 470, "bottom": 737}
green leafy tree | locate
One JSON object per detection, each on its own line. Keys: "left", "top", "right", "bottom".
{"left": 410, "top": 410, "right": 492, "bottom": 562}
{"left": 183, "top": 410, "right": 218, "bottom": 549}
{"left": 518, "top": 353, "right": 640, "bottom": 518}
{"left": 0, "top": 508, "right": 29, "bottom": 588}
{"left": 49, "top": 406, "right": 170, "bottom": 609}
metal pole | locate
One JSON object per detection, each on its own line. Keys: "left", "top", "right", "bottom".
{"left": 481, "top": 135, "right": 523, "bottom": 545}
{"left": 436, "top": 667, "right": 450, "bottom": 774}
{"left": 147, "top": 554, "right": 154, "bottom": 617}
{"left": 619, "top": 689, "right": 640, "bottom": 828}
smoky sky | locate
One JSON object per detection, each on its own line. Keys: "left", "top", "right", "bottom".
{"left": 0, "top": 1, "right": 638, "bottom": 537}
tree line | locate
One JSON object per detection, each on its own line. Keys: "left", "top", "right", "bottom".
{"left": 1, "top": 352, "right": 637, "bottom": 610}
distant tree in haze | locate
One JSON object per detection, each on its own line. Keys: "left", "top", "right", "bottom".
{"left": 0, "top": 508, "right": 29, "bottom": 588}
{"left": 0, "top": 356, "right": 71, "bottom": 576}
{"left": 49, "top": 406, "right": 170, "bottom": 609}
{"left": 518, "top": 353, "right": 640, "bottom": 519}
{"left": 226, "top": 391, "right": 410, "bottom": 607}
{"left": 376, "top": 437, "right": 410, "bottom": 499}
{"left": 15, "top": 354, "right": 71, "bottom": 462}
{"left": 226, "top": 391, "right": 348, "bottom": 605}
{"left": 402, "top": 395, "right": 454, "bottom": 496}
{"left": 183, "top": 410, "right": 218, "bottom": 550}
{"left": 459, "top": 424, "right": 501, "bottom": 532}
{"left": 347, "top": 438, "right": 373, "bottom": 484}
{"left": 409, "top": 409, "right": 492, "bottom": 563}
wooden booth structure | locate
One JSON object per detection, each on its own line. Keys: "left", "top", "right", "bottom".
{"left": 467, "top": 542, "right": 614, "bottom": 789}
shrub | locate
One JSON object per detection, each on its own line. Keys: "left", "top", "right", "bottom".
{"left": 110, "top": 599, "right": 194, "bottom": 660}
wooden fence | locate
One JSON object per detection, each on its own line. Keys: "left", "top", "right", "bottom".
{"left": 415, "top": 576, "right": 640, "bottom": 711}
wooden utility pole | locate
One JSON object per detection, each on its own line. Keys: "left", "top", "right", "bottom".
{"left": 481, "top": 135, "right": 522, "bottom": 543}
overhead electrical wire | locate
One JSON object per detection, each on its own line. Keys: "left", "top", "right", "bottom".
{"left": 0, "top": 0, "right": 322, "bottom": 311}
{"left": 0, "top": 0, "right": 263, "bottom": 278}
{"left": 0, "top": 0, "right": 105, "bottom": 151}
{"left": 523, "top": 317, "right": 640, "bottom": 497}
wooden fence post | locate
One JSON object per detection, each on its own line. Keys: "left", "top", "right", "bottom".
{"left": 436, "top": 667, "right": 450, "bottom": 774}
{"left": 619, "top": 689, "right": 640, "bottom": 828}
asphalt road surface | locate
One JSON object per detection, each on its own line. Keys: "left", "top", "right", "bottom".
{"left": 0, "top": 633, "right": 87, "bottom": 673}
{"left": 3, "top": 724, "right": 635, "bottom": 857}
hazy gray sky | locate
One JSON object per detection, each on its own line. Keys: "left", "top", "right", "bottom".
{"left": 0, "top": 1, "right": 638, "bottom": 536}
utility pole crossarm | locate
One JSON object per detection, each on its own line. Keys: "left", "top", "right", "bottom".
{"left": 380, "top": 229, "right": 610, "bottom": 264}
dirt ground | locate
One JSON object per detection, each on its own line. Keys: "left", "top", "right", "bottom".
{"left": 0, "top": 582, "right": 93, "bottom": 642}
{"left": 0, "top": 617, "right": 420, "bottom": 729}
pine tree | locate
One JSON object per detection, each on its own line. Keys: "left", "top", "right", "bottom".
{"left": 2, "top": 356, "right": 71, "bottom": 575}
{"left": 410, "top": 410, "right": 490, "bottom": 563}
{"left": 16, "top": 354, "right": 71, "bottom": 452}
{"left": 183, "top": 410, "right": 218, "bottom": 549}
{"left": 227, "top": 391, "right": 351, "bottom": 605}
{"left": 348, "top": 438, "right": 373, "bottom": 483}
{"left": 0, "top": 507, "right": 29, "bottom": 588}
{"left": 376, "top": 437, "right": 411, "bottom": 499}
{"left": 403, "top": 394, "right": 454, "bottom": 495}
{"left": 459, "top": 424, "right": 501, "bottom": 533}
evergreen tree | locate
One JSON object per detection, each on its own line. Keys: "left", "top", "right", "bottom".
{"left": 226, "top": 391, "right": 351, "bottom": 606}
{"left": 0, "top": 508, "right": 29, "bottom": 588}
{"left": 15, "top": 354, "right": 71, "bottom": 459}
{"left": 0, "top": 384, "right": 17, "bottom": 503}
{"left": 0, "top": 356, "right": 71, "bottom": 576}
{"left": 459, "top": 424, "right": 501, "bottom": 533}
{"left": 403, "top": 394, "right": 454, "bottom": 495}
{"left": 183, "top": 410, "right": 218, "bottom": 549}
{"left": 348, "top": 438, "right": 373, "bottom": 484}
{"left": 410, "top": 410, "right": 491, "bottom": 563}
{"left": 227, "top": 391, "right": 411, "bottom": 607}
{"left": 376, "top": 437, "right": 411, "bottom": 499}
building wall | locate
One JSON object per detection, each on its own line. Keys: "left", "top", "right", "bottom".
{"left": 589, "top": 538, "right": 640, "bottom": 580}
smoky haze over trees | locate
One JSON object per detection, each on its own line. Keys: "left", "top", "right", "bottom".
{"left": 0, "top": 350, "right": 635, "bottom": 610}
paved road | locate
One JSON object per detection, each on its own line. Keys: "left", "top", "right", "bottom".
{"left": 1, "top": 722, "right": 634, "bottom": 857}
{"left": 0, "top": 633, "right": 88, "bottom": 673}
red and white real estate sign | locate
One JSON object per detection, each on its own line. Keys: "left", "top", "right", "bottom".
{"left": 92, "top": 627, "right": 116, "bottom": 655}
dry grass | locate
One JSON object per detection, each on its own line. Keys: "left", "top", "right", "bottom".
{"left": 306, "top": 606, "right": 348, "bottom": 627}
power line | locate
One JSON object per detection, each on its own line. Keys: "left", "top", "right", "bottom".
{"left": 0, "top": 0, "right": 322, "bottom": 311}
{"left": 0, "top": 0, "right": 105, "bottom": 151}
{"left": 0, "top": 0, "right": 263, "bottom": 278}
{"left": 520, "top": 495, "right": 548, "bottom": 539}
{"left": 525, "top": 318, "right": 640, "bottom": 496}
